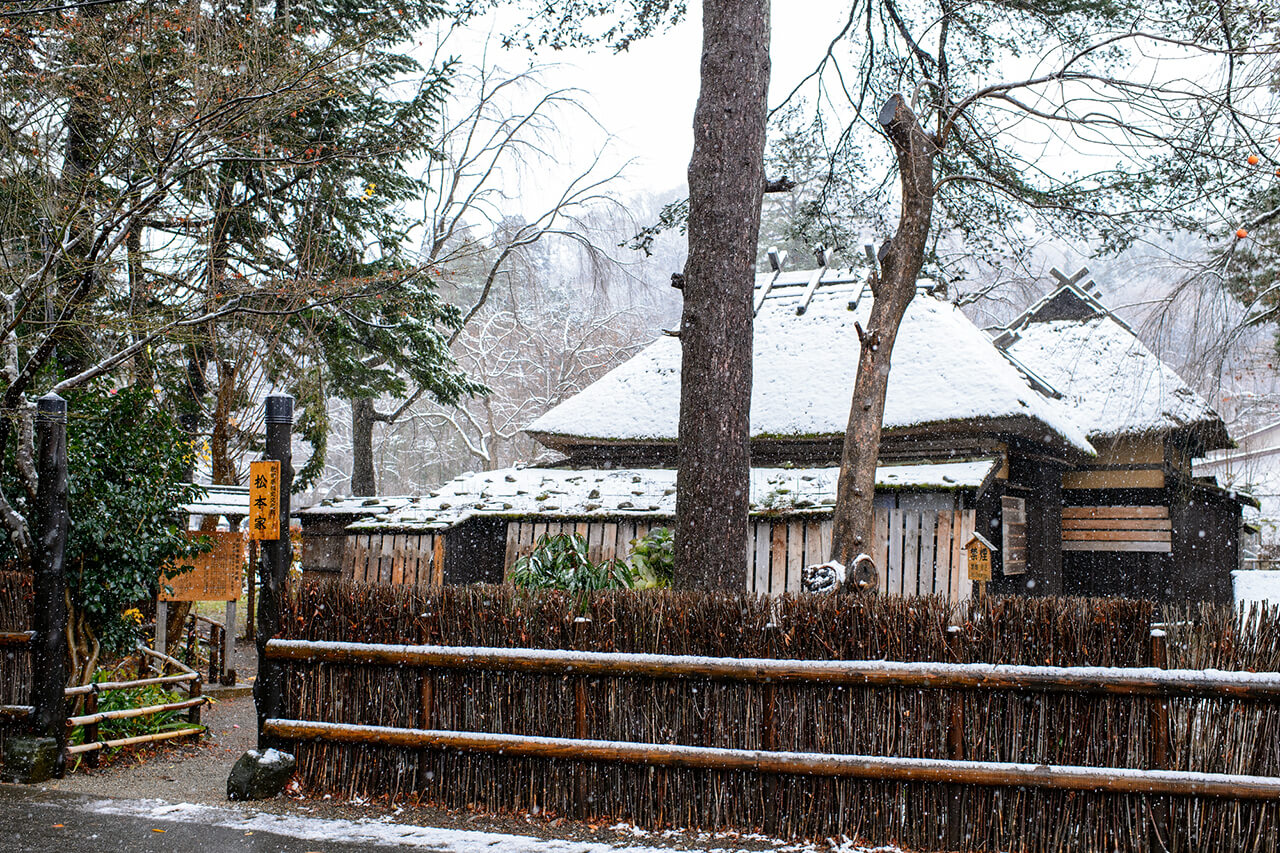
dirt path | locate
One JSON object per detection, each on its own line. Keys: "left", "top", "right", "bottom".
{"left": 45, "top": 692, "right": 256, "bottom": 804}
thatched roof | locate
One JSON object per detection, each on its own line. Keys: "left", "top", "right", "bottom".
{"left": 526, "top": 269, "right": 1093, "bottom": 458}
{"left": 350, "top": 458, "right": 1001, "bottom": 533}
{"left": 999, "top": 282, "right": 1230, "bottom": 451}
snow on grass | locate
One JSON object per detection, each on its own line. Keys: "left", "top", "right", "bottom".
{"left": 82, "top": 798, "right": 901, "bottom": 852}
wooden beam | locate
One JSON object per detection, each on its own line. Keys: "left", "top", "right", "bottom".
{"left": 1061, "top": 541, "right": 1172, "bottom": 553}
{"left": 263, "top": 640, "right": 1280, "bottom": 700}
{"left": 1062, "top": 530, "right": 1172, "bottom": 543}
{"left": 0, "top": 631, "right": 33, "bottom": 646}
{"left": 1063, "top": 470, "right": 1164, "bottom": 489}
{"left": 263, "top": 719, "right": 1280, "bottom": 801}
{"left": 1062, "top": 506, "right": 1168, "bottom": 519}
{"left": 1062, "top": 519, "right": 1173, "bottom": 530}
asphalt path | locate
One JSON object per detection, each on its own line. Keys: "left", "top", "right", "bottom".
{"left": 1, "top": 790, "right": 383, "bottom": 852}
{"left": 0, "top": 787, "right": 794, "bottom": 853}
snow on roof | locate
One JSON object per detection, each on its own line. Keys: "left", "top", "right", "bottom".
{"left": 526, "top": 270, "right": 1093, "bottom": 455}
{"left": 350, "top": 458, "right": 1001, "bottom": 532}
{"left": 298, "top": 495, "right": 416, "bottom": 516}
{"left": 1003, "top": 314, "right": 1228, "bottom": 446}
{"left": 182, "top": 484, "right": 249, "bottom": 518}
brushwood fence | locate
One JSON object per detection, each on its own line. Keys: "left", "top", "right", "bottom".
{"left": 0, "top": 572, "right": 33, "bottom": 754}
{"left": 272, "top": 580, "right": 1280, "bottom": 852}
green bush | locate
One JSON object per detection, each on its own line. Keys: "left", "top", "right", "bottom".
{"left": 510, "top": 532, "right": 633, "bottom": 592}
{"left": 627, "top": 527, "right": 673, "bottom": 589}
{"left": 69, "top": 680, "right": 202, "bottom": 754}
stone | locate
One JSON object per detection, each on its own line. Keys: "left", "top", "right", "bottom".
{"left": 226, "top": 747, "right": 296, "bottom": 800}
{"left": 2, "top": 736, "right": 61, "bottom": 784}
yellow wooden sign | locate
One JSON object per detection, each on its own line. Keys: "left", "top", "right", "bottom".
{"left": 249, "top": 460, "right": 281, "bottom": 541}
{"left": 965, "top": 533, "right": 995, "bottom": 582}
{"left": 161, "top": 531, "right": 245, "bottom": 601}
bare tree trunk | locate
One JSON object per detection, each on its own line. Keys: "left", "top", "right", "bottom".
{"left": 830, "top": 94, "right": 937, "bottom": 591}
{"left": 674, "top": 0, "right": 770, "bottom": 590}
{"left": 351, "top": 397, "right": 377, "bottom": 496}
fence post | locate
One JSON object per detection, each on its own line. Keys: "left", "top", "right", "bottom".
{"left": 255, "top": 394, "right": 293, "bottom": 748}
{"left": 1149, "top": 628, "right": 1171, "bottom": 852}
{"left": 83, "top": 685, "right": 99, "bottom": 769}
{"left": 945, "top": 624, "right": 965, "bottom": 850}
{"left": 30, "top": 393, "right": 70, "bottom": 779}
{"left": 188, "top": 675, "right": 203, "bottom": 729}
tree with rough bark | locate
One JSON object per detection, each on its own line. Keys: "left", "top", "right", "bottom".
{"left": 674, "top": 0, "right": 770, "bottom": 590}
{"left": 775, "top": 0, "right": 1280, "bottom": 587}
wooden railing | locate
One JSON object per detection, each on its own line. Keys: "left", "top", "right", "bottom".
{"left": 63, "top": 644, "right": 207, "bottom": 766}
{"left": 263, "top": 634, "right": 1280, "bottom": 802}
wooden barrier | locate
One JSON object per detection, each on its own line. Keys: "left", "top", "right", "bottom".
{"left": 264, "top": 639, "right": 1280, "bottom": 700}
{"left": 264, "top": 718, "right": 1280, "bottom": 801}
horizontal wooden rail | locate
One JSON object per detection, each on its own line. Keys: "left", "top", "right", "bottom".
{"left": 0, "top": 704, "right": 33, "bottom": 719}
{"left": 0, "top": 631, "right": 32, "bottom": 646}
{"left": 65, "top": 726, "right": 204, "bottom": 756}
{"left": 64, "top": 673, "right": 198, "bottom": 697}
{"left": 265, "top": 639, "right": 1280, "bottom": 701}
{"left": 139, "top": 643, "right": 196, "bottom": 677}
{"left": 66, "top": 696, "right": 207, "bottom": 728}
{"left": 264, "top": 719, "right": 1280, "bottom": 801}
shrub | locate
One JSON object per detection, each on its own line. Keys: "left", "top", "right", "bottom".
{"left": 510, "top": 532, "right": 633, "bottom": 592}
{"left": 627, "top": 526, "right": 673, "bottom": 589}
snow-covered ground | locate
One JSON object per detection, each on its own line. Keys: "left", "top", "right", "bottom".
{"left": 83, "top": 798, "right": 901, "bottom": 853}
{"left": 1233, "top": 570, "right": 1280, "bottom": 608}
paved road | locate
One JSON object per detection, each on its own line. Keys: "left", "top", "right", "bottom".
{"left": 0, "top": 787, "right": 785, "bottom": 853}
{"left": 2, "top": 791, "right": 378, "bottom": 852}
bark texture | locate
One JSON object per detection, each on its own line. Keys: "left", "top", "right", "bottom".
{"left": 674, "top": 0, "right": 771, "bottom": 590}
{"left": 350, "top": 397, "right": 377, "bottom": 496}
{"left": 830, "top": 95, "right": 937, "bottom": 591}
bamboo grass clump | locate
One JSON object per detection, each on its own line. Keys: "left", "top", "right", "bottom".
{"left": 277, "top": 579, "right": 1280, "bottom": 852}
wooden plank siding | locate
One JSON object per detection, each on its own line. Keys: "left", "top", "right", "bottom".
{"left": 1061, "top": 506, "right": 1172, "bottom": 554}
{"left": 345, "top": 510, "right": 978, "bottom": 601}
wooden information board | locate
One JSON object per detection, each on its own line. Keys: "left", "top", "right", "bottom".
{"left": 965, "top": 533, "right": 995, "bottom": 583}
{"left": 249, "top": 460, "right": 282, "bottom": 541}
{"left": 161, "top": 531, "right": 245, "bottom": 602}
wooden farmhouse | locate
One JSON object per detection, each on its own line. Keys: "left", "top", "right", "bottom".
{"left": 321, "top": 264, "right": 1246, "bottom": 603}
{"left": 994, "top": 269, "right": 1241, "bottom": 601}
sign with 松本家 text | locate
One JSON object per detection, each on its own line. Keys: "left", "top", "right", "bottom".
{"left": 249, "top": 460, "right": 281, "bottom": 541}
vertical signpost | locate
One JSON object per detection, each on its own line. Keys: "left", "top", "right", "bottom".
{"left": 29, "top": 394, "right": 69, "bottom": 781}
{"left": 254, "top": 395, "right": 292, "bottom": 747}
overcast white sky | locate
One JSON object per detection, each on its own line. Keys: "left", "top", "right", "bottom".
{"left": 443, "top": 2, "right": 853, "bottom": 218}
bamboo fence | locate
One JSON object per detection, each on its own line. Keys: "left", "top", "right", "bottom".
{"left": 0, "top": 572, "right": 32, "bottom": 755}
{"left": 275, "top": 579, "right": 1280, "bottom": 852}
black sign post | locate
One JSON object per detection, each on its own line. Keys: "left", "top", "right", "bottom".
{"left": 254, "top": 394, "right": 293, "bottom": 747}
{"left": 31, "top": 393, "right": 69, "bottom": 777}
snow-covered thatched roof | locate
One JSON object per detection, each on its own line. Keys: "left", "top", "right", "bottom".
{"left": 182, "top": 484, "right": 249, "bottom": 518}
{"left": 526, "top": 270, "right": 1093, "bottom": 457}
{"left": 298, "top": 495, "right": 416, "bottom": 517}
{"left": 350, "top": 458, "right": 1001, "bottom": 533}
{"left": 999, "top": 283, "right": 1229, "bottom": 450}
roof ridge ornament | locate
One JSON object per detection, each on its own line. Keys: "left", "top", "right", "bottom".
{"left": 796, "top": 245, "right": 832, "bottom": 315}
{"left": 753, "top": 246, "right": 788, "bottom": 316}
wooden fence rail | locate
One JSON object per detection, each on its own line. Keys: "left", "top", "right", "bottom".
{"left": 265, "top": 637, "right": 1280, "bottom": 806}
{"left": 264, "top": 638, "right": 1280, "bottom": 700}
{"left": 263, "top": 719, "right": 1280, "bottom": 800}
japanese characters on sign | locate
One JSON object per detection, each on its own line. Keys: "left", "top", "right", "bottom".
{"left": 965, "top": 533, "right": 994, "bottom": 582}
{"left": 249, "top": 460, "right": 282, "bottom": 541}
